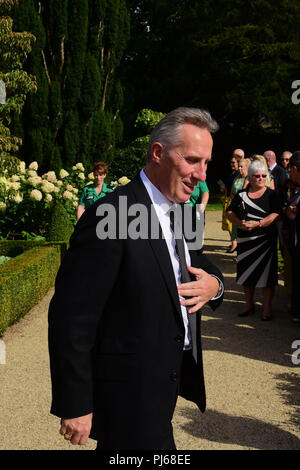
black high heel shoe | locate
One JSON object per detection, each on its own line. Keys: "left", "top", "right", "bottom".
{"left": 238, "top": 306, "right": 255, "bottom": 317}
{"left": 226, "top": 247, "right": 236, "bottom": 253}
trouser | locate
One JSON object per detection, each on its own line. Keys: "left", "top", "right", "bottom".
{"left": 291, "top": 245, "right": 300, "bottom": 319}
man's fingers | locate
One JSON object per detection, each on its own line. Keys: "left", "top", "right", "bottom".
{"left": 60, "top": 415, "right": 92, "bottom": 445}
{"left": 187, "top": 265, "right": 204, "bottom": 277}
{"left": 179, "top": 287, "right": 205, "bottom": 297}
{"left": 78, "top": 434, "right": 89, "bottom": 446}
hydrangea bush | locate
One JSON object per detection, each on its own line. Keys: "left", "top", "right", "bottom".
{"left": 0, "top": 159, "right": 131, "bottom": 239}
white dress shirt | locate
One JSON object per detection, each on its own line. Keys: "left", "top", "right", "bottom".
{"left": 140, "top": 169, "right": 193, "bottom": 348}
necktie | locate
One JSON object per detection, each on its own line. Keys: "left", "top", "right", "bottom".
{"left": 170, "top": 204, "right": 198, "bottom": 362}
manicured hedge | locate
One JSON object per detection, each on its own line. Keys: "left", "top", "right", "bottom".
{"left": 0, "top": 245, "right": 61, "bottom": 336}
{"left": 0, "top": 240, "right": 68, "bottom": 260}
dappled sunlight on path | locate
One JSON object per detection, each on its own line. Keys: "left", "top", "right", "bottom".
{"left": 174, "top": 211, "right": 300, "bottom": 450}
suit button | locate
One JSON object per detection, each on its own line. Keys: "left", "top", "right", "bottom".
{"left": 175, "top": 335, "right": 183, "bottom": 344}
{"left": 170, "top": 372, "right": 178, "bottom": 382}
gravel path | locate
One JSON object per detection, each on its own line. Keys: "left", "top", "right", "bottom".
{"left": 0, "top": 211, "right": 299, "bottom": 450}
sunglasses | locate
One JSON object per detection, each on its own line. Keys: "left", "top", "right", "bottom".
{"left": 253, "top": 174, "right": 267, "bottom": 179}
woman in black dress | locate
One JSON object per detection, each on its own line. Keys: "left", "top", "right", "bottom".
{"left": 227, "top": 161, "right": 281, "bottom": 320}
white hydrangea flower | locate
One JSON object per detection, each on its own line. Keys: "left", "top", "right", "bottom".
{"left": 63, "top": 190, "right": 73, "bottom": 200}
{"left": 53, "top": 186, "right": 60, "bottom": 193}
{"left": 118, "top": 176, "right": 131, "bottom": 186}
{"left": 10, "top": 175, "right": 20, "bottom": 182}
{"left": 88, "top": 172, "right": 94, "bottom": 180}
{"left": 73, "top": 201, "right": 78, "bottom": 207}
{"left": 19, "top": 161, "right": 26, "bottom": 174}
{"left": 78, "top": 172, "right": 85, "bottom": 180}
{"left": 0, "top": 201, "right": 7, "bottom": 212}
{"left": 60, "top": 169, "right": 69, "bottom": 179}
{"left": 28, "top": 170, "right": 38, "bottom": 177}
{"left": 72, "top": 165, "right": 77, "bottom": 170}
{"left": 46, "top": 171, "right": 57, "bottom": 183}
{"left": 66, "top": 184, "right": 74, "bottom": 191}
{"left": 41, "top": 181, "right": 55, "bottom": 193}
{"left": 76, "top": 162, "right": 85, "bottom": 171}
{"left": 12, "top": 193, "right": 23, "bottom": 203}
{"left": 7, "top": 181, "right": 21, "bottom": 191}
{"left": 13, "top": 182, "right": 21, "bottom": 191}
{"left": 45, "top": 193, "right": 53, "bottom": 203}
{"left": 27, "top": 176, "right": 42, "bottom": 187}
{"left": 57, "top": 180, "right": 63, "bottom": 186}
{"left": 29, "top": 161, "right": 38, "bottom": 171}
{"left": 30, "top": 189, "right": 43, "bottom": 201}
{"left": 72, "top": 187, "right": 78, "bottom": 194}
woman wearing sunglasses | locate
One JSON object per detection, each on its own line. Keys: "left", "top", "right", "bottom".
{"left": 227, "top": 161, "right": 281, "bottom": 320}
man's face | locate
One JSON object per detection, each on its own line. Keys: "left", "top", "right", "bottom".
{"left": 230, "top": 158, "right": 238, "bottom": 171}
{"left": 281, "top": 154, "right": 291, "bottom": 169}
{"left": 263, "top": 152, "right": 275, "bottom": 168}
{"left": 289, "top": 165, "right": 300, "bottom": 185}
{"left": 155, "top": 124, "right": 213, "bottom": 203}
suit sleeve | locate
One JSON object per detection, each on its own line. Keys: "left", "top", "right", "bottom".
{"left": 48, "top": 205, "right": 123, "bottom": 419}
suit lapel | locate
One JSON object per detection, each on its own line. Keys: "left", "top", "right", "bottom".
{"left": 129, "top": 175, "right": 183, "bottom": 322}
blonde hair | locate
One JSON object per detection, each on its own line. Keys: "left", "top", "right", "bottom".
{"left": 243, "top": 158, "right": 251, "bottom": 168}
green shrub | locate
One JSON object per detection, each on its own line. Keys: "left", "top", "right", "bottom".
{"left": 0, "top": 240, "right": 67, "bottom": 260}
{"left": 0, "top": 245, "right": 61, "bottom": 336}
{"left": 47, "top": 202, "right": 74, "bottom": 243}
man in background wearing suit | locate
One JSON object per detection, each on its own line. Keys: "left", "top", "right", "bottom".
{"left": 48, "top": 107, "right": 224, "bottom": 450}
{"left": 263, "top": 150, "right": 287, "bottom": 194}
{"left": 281, "top": 151, "right": 292, "bottom": 178}
{"left": 264, "top": 150, "right": 287, "bottom": 252}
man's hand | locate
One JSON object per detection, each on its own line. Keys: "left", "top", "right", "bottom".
{"left": 287, "top": 204, "right": 298, "bottom": 221}
{"left": 177, "top": 266, "right": 220, "bottom": 314}
{"left": 60, "top": 413, "right": 93, "bottom": 445}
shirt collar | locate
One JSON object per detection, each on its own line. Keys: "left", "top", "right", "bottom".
{"left": 269, "top": 162, "right": 277, "bottom": 171}
{"left": 140, "top": 169, "right": 173, "bottom": 216}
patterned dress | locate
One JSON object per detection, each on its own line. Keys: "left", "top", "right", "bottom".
{"left": 228, "top": 187, "right": 281, "bottom": 287}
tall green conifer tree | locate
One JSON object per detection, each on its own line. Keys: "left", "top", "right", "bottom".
{"left": 12, "top": 0, "right": 130, "bottom": 172}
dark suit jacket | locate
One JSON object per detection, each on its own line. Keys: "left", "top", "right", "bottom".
{"left": 48, "top": 174, "right": 223, "bottom": 449}
{"left": 270, "top": 164, "right": 287, "bottom": 193}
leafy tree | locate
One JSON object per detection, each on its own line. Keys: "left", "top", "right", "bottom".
{"left": 108, "top": 108, "right": 166, "bottom": 180}
{"left": 122, "top": 0, "right": 300, "bottom": 151}
{"left": 11, "top": 0, "right": 130, "bottom": 172}
{"left": 0, "top": 0, "right": 36, "bottom": 164}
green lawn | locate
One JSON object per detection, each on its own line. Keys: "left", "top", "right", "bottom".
{"left": 206, "top": 203, "right": 223, "bottom": 211}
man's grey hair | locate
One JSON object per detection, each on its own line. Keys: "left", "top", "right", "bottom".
{"left": 147, "top": 107, "right": 219, "bottom": 161}
{"left": 248, "top": 161, "right": 266, "bottom": 178}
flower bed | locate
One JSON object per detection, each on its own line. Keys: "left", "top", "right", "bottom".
{"left": 0, "top": 159, "right": 131, "bottom": 239}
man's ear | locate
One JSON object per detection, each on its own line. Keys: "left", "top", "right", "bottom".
{"left": 151, "top": 142, "right": 164, "bottom": 165}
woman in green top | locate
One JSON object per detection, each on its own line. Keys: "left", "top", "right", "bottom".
{"left": 77, "top": 161, "right": 113, "bottom": 220}
{"left": 187, "top": 181, "right": 209, "bottom": 210}
{"left": 186, "top": 181, "right": 209, "bottom": 247}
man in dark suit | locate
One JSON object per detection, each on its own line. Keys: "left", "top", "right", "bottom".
{"left": 286, "top": 151, "right": 300, "bottom": 323}
{"left": 48, "top": 107, "right": 224, "bottom": 450}
{"left": 264, "top": 150, "right": 287, "bottom": 252}
{"left": 263, "top": 150, "right": 287, "bottom": 194}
